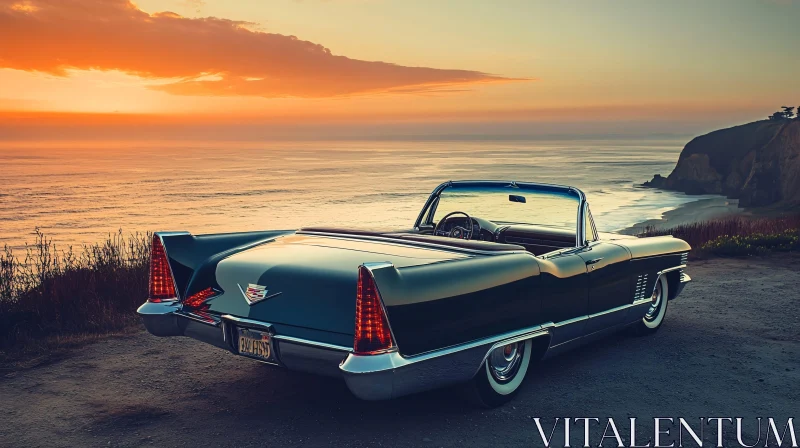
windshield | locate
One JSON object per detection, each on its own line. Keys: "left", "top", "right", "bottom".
{"left": 430, "top": 183, "right": 580, "bottom": 229}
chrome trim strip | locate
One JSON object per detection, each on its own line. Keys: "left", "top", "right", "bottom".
{"left": 633, "top": 273, "right": 650, "bottom": 301}
{"left": 414, "top": 180, "right": 449, "bottom": 229}
{"left": 481, "top": 329, "right": 551, "bottom": 364}
{"left": 175, "top": 310, "right": 221, "bottom": 326}
{"left": 241, "top": 356, "right": 282, "bottom": 368}
{"left": 577, "top": 199, "right": 587, "bottom": 248}
{"left": 657, "top": 264, "right": 686, "bottom": 275}
{"left": 298, "top": 231, "right": 528, "bottom": 256}
{"left": 651, "top": 264, "right": 688, "bottom": 298}
{"left": 155, "top": 231, "right": 193, "bottom": 237}
{"left": 624, "top": 251, "right": 689, "bottom": 261}
{"left": 237, "top": 283, "right": 249, "bottom": 303}
{"left": 272, "top": 335, "right": 352, "bottom": 353}
{"left": 342, "top": 323, "right": 553, "bottom": 375}
{"left": 551, "top": 303, "right": 652, "bottom": 330}
{"left": 220, "top": 314, "right": 275, "bottom": 333}
{"left": 588, "top": 206, "right": 599, "bottom": 242}
{"left": 553, "top": 315, "right": 588, "bottom": 327}
{"left": 589, "top": 304, "right": 630, "bottom": 319}
{"left": 138, "top": 300, "right": 181, "bottom": 314}
{"left": 547, "top": 335, "right": 584, "bottom": 351}
{"left": 299, "top": 231, "right": 465, "bottom": 255}
{"left": 486, "top": 329, "right": 550, "bottom": 349}
{"left": 361, "top": 261, "right": 395, "bottom": 270}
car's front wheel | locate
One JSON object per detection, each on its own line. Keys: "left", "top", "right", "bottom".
{"left": 467, "top": 339, "right": 533, "bottom": 407}
{"left": 632, "top": 275, "right": 669, "bottom": 336}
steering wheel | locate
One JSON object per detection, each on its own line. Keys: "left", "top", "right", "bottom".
{"left": 434, "top": 211, "right": 475, "bottom": 240}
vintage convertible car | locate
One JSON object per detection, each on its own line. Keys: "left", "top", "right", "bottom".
{"left": 138, "top": 180, "right": 691, "bottom": 406}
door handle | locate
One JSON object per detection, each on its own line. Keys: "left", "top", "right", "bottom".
{"left": 585, "top": 257, "right": 603, "bottom": 265}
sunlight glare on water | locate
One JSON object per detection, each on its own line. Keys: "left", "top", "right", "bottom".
{"left": 0, "top": 139, "right": 714, "bottom": 249}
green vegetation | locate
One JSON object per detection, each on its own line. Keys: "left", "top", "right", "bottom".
{"left": 700, "top": 230, "right": 800, "bottom": 256}
{"left": 638, "top": 215, "right": 800, "bottom": 257}
{"left": 0, "top": 230, "right": 150, "bottom": 359}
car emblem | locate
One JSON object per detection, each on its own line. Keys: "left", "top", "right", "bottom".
{"left": 238, "top": 283, "right": 282, "bottom": 305}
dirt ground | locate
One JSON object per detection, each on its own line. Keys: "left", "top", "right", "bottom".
{"left": 1, "top": 255, "right": 799, "bottom": 448}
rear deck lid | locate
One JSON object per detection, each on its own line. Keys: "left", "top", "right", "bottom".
{"left": 206, "top": 234, "right": 468, "bottom": 335}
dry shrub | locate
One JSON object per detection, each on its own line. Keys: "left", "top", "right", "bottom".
{"left": 0, "top": 229, "right": 150, "bottom": 352}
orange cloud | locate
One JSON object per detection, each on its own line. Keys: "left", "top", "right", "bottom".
{"left": 0, "top": 0, "right": 525, "bottom": 98}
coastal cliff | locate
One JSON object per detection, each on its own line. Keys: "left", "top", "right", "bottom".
{"left": 645, "top": 120, "right": 800, "bottom": 207}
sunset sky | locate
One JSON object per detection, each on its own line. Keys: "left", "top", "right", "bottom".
{"left": 1, "top": 0, "right": 798, "bottom": 138}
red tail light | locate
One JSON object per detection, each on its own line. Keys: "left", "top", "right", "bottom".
{"left": 354, "top": 266, "right": 394, "bottom": 355}
{"left": 183, "top": 287, "right": 219, "bottom": 309}
{"left": 148, "top": 235, "right": 177, "bottom": 302}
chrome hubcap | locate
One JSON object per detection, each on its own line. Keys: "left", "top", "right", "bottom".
{"left": 645, "top": 281, "right": 663, "bottom": 321}
{"left": 489, "top": 341, "right": 524, "bottom": 382}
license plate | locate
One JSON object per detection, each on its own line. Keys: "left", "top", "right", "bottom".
{"left": 237, "top": 327, "right": 273, "bottom": 362}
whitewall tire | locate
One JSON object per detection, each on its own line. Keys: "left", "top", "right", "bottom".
{"left": 633, "top": 275, "right": 669, "bottom": 335}
{"left": 468, "top": 339, "right": 533, "bottom": 407}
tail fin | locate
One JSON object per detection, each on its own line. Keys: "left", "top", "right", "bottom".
{"left": 156, "top": 230, "right": 295, "bottom": 302}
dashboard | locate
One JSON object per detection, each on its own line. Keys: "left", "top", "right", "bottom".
{"left": 432, "top": 216, "right": 499, "bottom": 242}
{"left": 425, "top": 214, "right": 580, "bottom": 256}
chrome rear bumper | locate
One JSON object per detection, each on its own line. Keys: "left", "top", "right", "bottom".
{"left": 138, "top": 302, "right": 552, "bottom": 401}
{"left": 137, "top": 302, "right": 349, "bottom": 377}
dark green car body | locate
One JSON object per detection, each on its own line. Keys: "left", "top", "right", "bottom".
{"left": 138, "top": 180, "right": 691, "bottom": 400}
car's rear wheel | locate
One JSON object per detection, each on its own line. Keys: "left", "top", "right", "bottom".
{"left": 467, "top": 339, "right": 533, "bottom": 407}
{"left": 632, "top": 275, "right": 669, "bottom": 336}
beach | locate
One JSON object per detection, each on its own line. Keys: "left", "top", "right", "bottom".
{"left": 621, "top": 196, "right": 743, "bottom": 235}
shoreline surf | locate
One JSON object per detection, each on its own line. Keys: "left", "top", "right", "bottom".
{"left": 621, "top": 196, "right": 743, "bottom": 235}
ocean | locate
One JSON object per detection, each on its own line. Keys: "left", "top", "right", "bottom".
{"left": 0, "top": 139, "right": 714, "bottom": 250}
